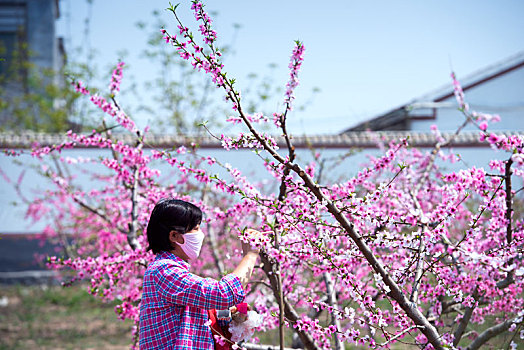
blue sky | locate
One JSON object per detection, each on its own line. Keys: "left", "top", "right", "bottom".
{"left": 57, "top": 0, "right": 524, "bottom": 134}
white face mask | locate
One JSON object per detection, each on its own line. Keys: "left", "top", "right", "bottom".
{"left": 176, "top": 229, "right": 205, "bottom": 261}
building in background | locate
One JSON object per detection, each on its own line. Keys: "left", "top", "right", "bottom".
{"left": 0, "top": 0, "right": 64, "bottom": 73}
{"left": 0, "top": 0, "right": 67, "bottom": 130}
{"left": 344, "top": 52, "right": 524, "bottom": 133}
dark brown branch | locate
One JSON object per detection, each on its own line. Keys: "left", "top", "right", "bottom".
{"left": 126, "top": 134, "right": 143, "bottom": 251}
{"left": 409, "top": 190, "right": 429, "bottom": 304}
{"left": 260, "top": 252, "right": 320, "bottom": 350}
{"left": 201, "top": 188, "right": 225, "bottom": 275}
{"left": 489, "top": 157, "right": 516, "bottom": 291}
{"left": 452, "top": 288, "right": 478, "bottom": 346}
{"left": 494, "top": 157, "right": 515, "bottom": 290}
{"left": 110, "top": 97, "right": 142, "bottom": 251}
{"left": 514, "top": 186, "right": 524, "bottom": 195}
{"left": 274, "top": 107, "right": 297, "bottom": 350}
{"left": 496, "top": 274, "right": 514, "bottom": 289}
{"left": 505, "top": 158, "right": 513, "bottom": 244}
{"left": 323, "top": 272, "right": 345, "bottom": 350}
{"left": 465, "top": 317, "right": 521, "bottom": 350}
{"left": 242, "top": 343, "right": 296, "bottom": 350}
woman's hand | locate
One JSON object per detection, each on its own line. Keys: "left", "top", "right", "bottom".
{"left": 230, "top": 304, "right": 251, "bottom": 323}
{"left": 233, "top": 229, "right": 261, "bottom": 288}
{"left": 241, "top": 229, "right": 261, "bottom": 256}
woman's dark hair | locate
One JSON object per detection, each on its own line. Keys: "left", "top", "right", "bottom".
{"left": 146, "top": 198, "right": 202, "bottom": 254}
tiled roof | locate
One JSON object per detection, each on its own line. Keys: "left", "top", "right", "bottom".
{"left": 0, "top": 131, "right": 521, "bottom": 149}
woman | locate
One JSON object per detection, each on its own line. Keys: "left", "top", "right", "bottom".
{"left": 139, "top": 198, "right": 259, "bottom": 349}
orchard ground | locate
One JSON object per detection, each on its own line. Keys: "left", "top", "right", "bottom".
{"left": 0, "top": 282, "right": 521, "bottom": 349}
{"left": 0, "top": 283, "right": 133, "bottom": 349}
{"left": 0, "top": 283, "right": 419, "bottom": 349}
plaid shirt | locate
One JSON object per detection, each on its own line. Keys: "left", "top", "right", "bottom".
{"left": 139, "top": 251, "right": 245, "bottom": 349}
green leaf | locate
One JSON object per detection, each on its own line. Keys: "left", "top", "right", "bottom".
{"left": 166, "top": 3, "right": 180, "bottom": 14}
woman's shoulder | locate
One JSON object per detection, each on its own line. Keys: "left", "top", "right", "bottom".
{"left": 147, "top": 255, "right": 187, "bottom": 276}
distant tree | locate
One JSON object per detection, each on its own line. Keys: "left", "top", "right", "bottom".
{"left": 0, "top": 30, "right": 80, "bottom": 132}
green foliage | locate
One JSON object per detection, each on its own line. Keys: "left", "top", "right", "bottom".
{"left": 0, "top": 37, "right": 87, "bottom": 133}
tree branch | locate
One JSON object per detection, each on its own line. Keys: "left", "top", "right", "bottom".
{"left": 242, "top": 343, "right": 296, "bottom": 350}
{"left": 201, "top": 187, "right": 225, "bottom": 275}
{"left": 260, "top": 252, "right": 320, "bottom": 350}
{"left": 496, "top": 274, "right": 514, "bottom": 289}
{"left": 414, "top": 116, "right": 471, "bottom": 193}
{"left": 465, "top": 316, "right": 522, "bottom": 350}
{"left": 323, "top": 272, "right": 345, "bottom": 350}
{"left": 273, "top": 106, "right": 297, "bottom": 350}
{"left": 495, "top": 158, "right": 515, "bottom": 290}
{"left": 452, "top": 288, "right": 478, "bottom": 347}
{"left": 505, "top": 157, "right": 513, "bottom": 245}
{"left": 127, "top": 133, "right": 143, "bottom": 251}
{"left": 110, "top": 97, "right": 142, "bottom": 251}
{"left": 408, "top": 188, "right": 428, "bottom": 304}
{"left": 225, "top": 89, "right": 444, "bottom": 349}
{"left": 379, "top": 325, "right": 425, "bottom": 348}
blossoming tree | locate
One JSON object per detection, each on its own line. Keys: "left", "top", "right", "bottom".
{"left": 5, "top": 1, "right": 524, "bottom": 349}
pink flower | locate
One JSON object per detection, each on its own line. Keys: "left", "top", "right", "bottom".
{"left": 479, "top": 121, "right": 488, "bottom": 131}
{"left": 488, "top": 133, "right": 499, "bottom": 144}
{"left": 283, "top": 41, "right": 305, "bottom": 111}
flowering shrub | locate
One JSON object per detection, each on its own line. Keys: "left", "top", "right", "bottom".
{"left": 4, "top": 1, "right": 524, "bottom": 349}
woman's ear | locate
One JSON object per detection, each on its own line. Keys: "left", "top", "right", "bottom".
{"left": 169, "top": 231, "right": 184, "bottom": 245}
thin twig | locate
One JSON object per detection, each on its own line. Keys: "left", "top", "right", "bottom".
{"left": 414, "top": 116, "right": 471, "bottom": 193}
{"left": 379, "top": 325, "right": 425, "bottom": 347}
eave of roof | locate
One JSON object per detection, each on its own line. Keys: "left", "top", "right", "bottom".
{"left": 343, "top": 51, "right": 524, "bottom": 133}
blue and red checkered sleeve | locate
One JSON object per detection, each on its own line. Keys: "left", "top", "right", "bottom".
{"left": 154, "top": 263, "right": 245, "bottom": 310}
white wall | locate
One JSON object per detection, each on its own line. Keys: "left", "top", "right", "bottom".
{"left": 0, "top": 144, "right": 514, "bottom": 233}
